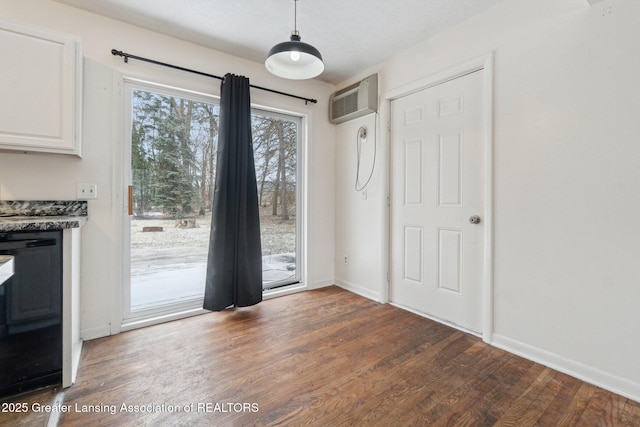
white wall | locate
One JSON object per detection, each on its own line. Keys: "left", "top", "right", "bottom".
{"left": 334, "top": 113, "right": 386, "bottom": 301}
{"left": 334, "top": 0, "right": 640, "bottom": 400}
{"left": 0, "top": 0, "right": 335, "bottom": 339}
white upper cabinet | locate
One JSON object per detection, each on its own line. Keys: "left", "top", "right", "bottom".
{"left": 0, "top": 19, "right": 82, "bottom": 156}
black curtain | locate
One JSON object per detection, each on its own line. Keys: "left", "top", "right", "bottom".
{"left": 203, "top": 73, "right": 262, "bottom": 311}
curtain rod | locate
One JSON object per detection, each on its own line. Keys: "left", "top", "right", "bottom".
{"left": 111, "top": 49, "right": 318, "bottom": 105}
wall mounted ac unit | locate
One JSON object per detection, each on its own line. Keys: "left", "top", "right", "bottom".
{"left": 329, "top": 74, "right": 378, "bottom": 124}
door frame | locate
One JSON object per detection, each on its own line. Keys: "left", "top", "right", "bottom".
{"left": 113, "top": 75, "right": 311, "bottom": 333}
{"left": 382, "top": 53, "right": 495, "bottom": 342}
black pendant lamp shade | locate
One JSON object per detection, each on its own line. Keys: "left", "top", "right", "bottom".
{"left": 265, "top": 1, "right": 324, "bottom": 80}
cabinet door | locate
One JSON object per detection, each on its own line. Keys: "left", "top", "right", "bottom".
{"left": 0, "top": 19, "right": 82, "bottom": 156}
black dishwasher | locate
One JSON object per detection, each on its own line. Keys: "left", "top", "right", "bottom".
{"left": 0, "top": 230, "right": 62, "bottom": 397}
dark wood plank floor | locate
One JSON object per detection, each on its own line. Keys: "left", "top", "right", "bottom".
{"left": 2, "top": 286, "right": 639, "bottom": 426}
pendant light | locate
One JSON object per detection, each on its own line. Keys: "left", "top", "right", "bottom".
{"left": 265, "top": 0, "right": 324, "bottom": 80}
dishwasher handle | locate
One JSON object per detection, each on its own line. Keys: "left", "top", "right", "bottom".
{"left": 0, "top": 238, "right": 56, "bottom": 250}
{"left": 26, "top": 239, "right": 56, "bottom": 248}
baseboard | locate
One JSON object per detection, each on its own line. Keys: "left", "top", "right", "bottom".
{"left": 492, "top": 334, "right": 640, "bottom": 403}
{"left": 311, "top": 279, "right": 334, "bottom": 290}
{"left": 80, "top": 325, "right": 112, "bottom": 341}
{"left": 334, "top": 279, "right": 381, "bottom": 302}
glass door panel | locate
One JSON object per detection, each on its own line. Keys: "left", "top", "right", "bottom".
{"left": 128, "top": 86, "right": 218, "bottom": 316}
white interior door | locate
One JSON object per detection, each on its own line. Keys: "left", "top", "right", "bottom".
{"left": 390, "top": 70, "right": 485, "bottom": 333}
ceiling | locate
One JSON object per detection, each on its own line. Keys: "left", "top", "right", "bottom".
{"left": 55, "top": 0, "right": 506, "bottom": 84}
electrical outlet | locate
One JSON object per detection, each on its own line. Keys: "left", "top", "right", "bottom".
{"left": 358, "top": 127, "right": 367, "bottom": 143}
{"left": 361, "top": 189, "right": 367, "bottom": 200}
{"left": 76, "top": 183, "right": 98, "bottom": 200}
{"left": 344, "top": 255, "right": 349, "bottom": 264}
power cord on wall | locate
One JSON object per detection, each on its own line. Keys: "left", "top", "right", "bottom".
{"left": 354, "top": 122, "right": 377, "bottom": 191}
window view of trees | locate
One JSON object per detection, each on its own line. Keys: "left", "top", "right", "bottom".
{"left": 131, "top": 91, "right": 219, "bottom": 218}
{"left": 132, "top": 91, "right": 298, "bottom": 223}
{"left": 252, "top": 112, "right": 297, "bottom": 220}
{"left": 129, "top": 88, "right": 298, "bottom": 311}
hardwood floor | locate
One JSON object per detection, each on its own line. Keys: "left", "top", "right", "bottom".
{"left": 2, "top": 286, "right": 639, "bottom": 426}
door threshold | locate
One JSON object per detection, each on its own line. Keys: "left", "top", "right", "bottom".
{"left": 389, "top": 302, "right": 481, "bottom": 338}
{"left": 121, "top": 307, "right": 209, "bottom": 332}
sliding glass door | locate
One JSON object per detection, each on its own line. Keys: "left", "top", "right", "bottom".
{"left": 251, "top": 110, "right": 300, "bottom": 290}
{"left": 123, "top": 80, "right": 301, "bottom": 322}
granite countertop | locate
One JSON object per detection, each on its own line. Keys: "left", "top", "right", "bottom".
{"left": 0, "top": 200, "right": 88, "bottom": 232}
{"left": 0, "top": 215, "right": 87, "bottom": 232}
{"left": 0, "top": 255, "right": 14, "bottom": 286}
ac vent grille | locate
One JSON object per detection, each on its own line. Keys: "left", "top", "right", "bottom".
{"left": 329, "top": 74, "right": 378, "bottom": 124}
{"left": 331, "top": 92, "right": 359, "bottom": 121}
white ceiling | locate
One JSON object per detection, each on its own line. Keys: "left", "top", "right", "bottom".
{"left": 55, "top": 0, "right": 506, "bottom": 84}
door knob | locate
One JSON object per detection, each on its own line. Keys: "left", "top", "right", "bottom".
{"left": 469, "top": 215, "right": 481, "bottom": 224}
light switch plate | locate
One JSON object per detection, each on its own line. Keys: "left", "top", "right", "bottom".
{"left": 76, "top": 183, "right": 98, "bottom": 199}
